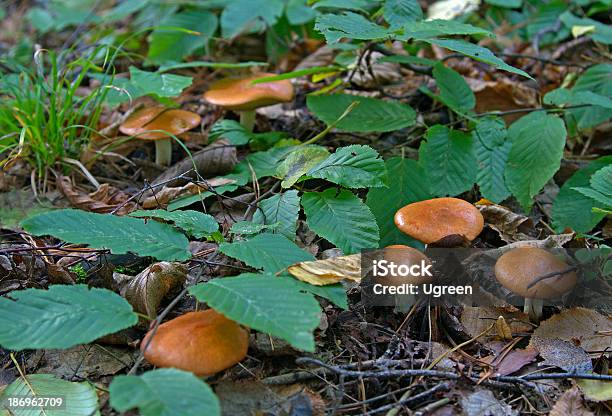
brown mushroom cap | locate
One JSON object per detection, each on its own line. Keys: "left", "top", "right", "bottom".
{"left": 141, "top": 310, "right": 249, "bottom": 376}
{"left": 203, "top": 73, "right": 295, "bottom": 111}
{"left": 494, "top": 248, "right": 577, "bottom": 299}
{"left": 394, "top": 198, "right": 484, "bottom": 244}
{"left": 380, "top": 245, "right": 433, "bottom": 286}
{"left": 119, "top": 108, "right": 201, "bottom": 140}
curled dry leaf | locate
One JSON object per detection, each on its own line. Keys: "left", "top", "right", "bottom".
{"left": 532, "top": 307, "right": 612, "bottom": 353}
{"left": 150, "top": 139, "right": 237, "bottom": 187}
{"left": 550, "top": 387, "right": 595, "bottom": 416}
{"left": 57, "top": 176, "right": 138, "bottom": 215}
{"left": 495, "top": 316, "right": 513, "bottom": 341}
{"left": 141, "top": 177, "right": 235, "bottom": 209}
{"left": 481, "top": 346, "right": 539, "bottom": 377}
{"left": 120, "top": 262, "right": 187, "bottom": 319}
{"left": 477, "top": 203, "right": 535, "bottom": 243}
{"left": 530, "top": 336, "right": 593, "bottom": 373}
{"left": 287, "top": 254, "right": 361, "bottom": 286}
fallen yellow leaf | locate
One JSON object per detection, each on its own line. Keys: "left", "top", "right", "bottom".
{"left": 288, "top": 254, "right": 361, "bottom": 286}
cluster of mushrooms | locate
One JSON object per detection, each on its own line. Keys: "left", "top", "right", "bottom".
{"left": 119, "top": 73, "right": 294, "bottom": 166}
{"left": 134, "top": 75, "right": 576, "bottom": 376}
{"left": 392, "top": 197, "right": 577, "bottom": 322}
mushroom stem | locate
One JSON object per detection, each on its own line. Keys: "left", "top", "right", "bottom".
{"left": 524, "top": 298, "right": 544, "bottom": 322}
{"left": 155, "top": 138, "right": 173, "bottom": 166}
{"left": 239, "top": 110, "right": 256, "bottom": 131}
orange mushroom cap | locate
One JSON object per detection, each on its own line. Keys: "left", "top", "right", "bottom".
{"left": 203, "top": 73, "right": 295, "bottom": 111}
{"left": 394, "top": 198, "right": 484, "bottom": 244}
{"left": 119, "top": 107, "right": 201, "bottom": 140}
{"left": 494, "top": 247, "right": 577, "bottom": 300}
{"left": 141, "top": 310, "right": 249, "bottom": 376}
{"left": 381, "top": 245, "right": 433, "bottom": 286}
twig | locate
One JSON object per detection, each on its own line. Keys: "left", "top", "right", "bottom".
{"left": 526, "top": 266, "right": 578, "bottom": 289}
{"left": 296, "top": 357, "right": 612, "bottom": 385}
{"left": 371, "top": 383, "right": 449, "bottom": 415}
{"left": 109, "top": 171, "right": 194, "bottom": 214}
{"left": 414, "top": 398, "right": 451, "bottom": 416}
{"left": 533, "top": 19, "right": 562, "bottom": 55}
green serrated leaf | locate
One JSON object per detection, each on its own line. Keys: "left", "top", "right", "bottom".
{"left": 485, "top": 0, "right": 521, "bottom": 7}
{"left": 253, "top": 190, "right": 301, "bottom": 239}
{"left": 307, "top": 145, "right": 387, "bottom": 188}
{"left": 315, "top": 11, "right": 395, "bottom": 43}
{"left": 505, "top": 112, "right": 566, "bottom": 211}
{"left": 219, "top": 233, "right": 314, "bottom": 272}
{"left": 0, "top": 374, "right": 99, "bottom": 416}
{"left": 400, "top": 19, "right": 493, "bottom": 39}
{"left": 168, "top": 184, "right": 238, "bottom": 211}
{"left": 552, "top": 156, "right": 612, "bottom": 233}
{"left": 110, "top": 369, "right": 219, "bottom": 416}
{"left": 569, "top": 64, "right": 612, "bottom": 129}
{"left": 590, "top": 165, "right": 612, "bottom": 196}
{"left": 147, "top": 10, "right": 217, "bottom": 64}
{"left": 425, "top": 38, "right": 532, "bottom": 79}
{"left": 302, "top": 189, "right": 379, "bottom": 254}
{"left": 221, "top": 0, "right": 284, "bottom": 38}
{"left": 21, "top": 209, "right": 191, "bottom": 261}
{"left": 383, "top": 0, "right": 423, "bottom": 27}
{"left": 230, "top": 221, "right": 278, "bottom": 235}
{"left": 129, "top": 67, "right": 192, "bottom": 98}
{"left": 209, "top": 119, "right": 253, "bottom": 145}
{"left": 130, "top": 209, "right": 218, "bottom": 239}
{"left": 433, "top": 62, "right": 475, "bottom": 112}
{"left": 276, "top": 146, "right": 330, "bottom": 188}
{"left": 560, "top": 11, "right": 612, "bottom": 45}
{"left": 366, "top": 157, "right": 431, "bottom": 248}
{"left": 307, "top": 94, "right": 415, "bottom": 132}
{"left": 572, "top": 187, "right": 612, "bottom": 208}
{"left": 474, "top": 117, "right": 511, "bottom": 203}
{"left": 287, "top": 278, "right": 349, "bottom": 309}
{"left": 190, "top": 273, "right": 321, "bottom": 351}
{"left": 224, "top": 146, "right": 297, "bottom": 186}
{"left": 0, "top": 285, "right": 137, "bottom": 350}
{"left": 419, "top": 125, "right": 476, "bottom": 197}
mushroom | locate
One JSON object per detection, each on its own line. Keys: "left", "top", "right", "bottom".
{"left": 203, "top": 73, "right": 294, "bottom": 131}
{"left": 378, "top": 245, "right": 433, "bottom": 311}
{"left": 380, "top": 245, "right": 433, "bottom": 287}
{"left": 495, "top": 247, "right": 577, "bottom": 322}
{"left": 120, "top": 107, "right": 201, "bottom": 166}
{"left": 140, "top": 309, "right": 249, "bottom": 376}
{"left": 394, "top": 198, "right": 484, "bottom": 246}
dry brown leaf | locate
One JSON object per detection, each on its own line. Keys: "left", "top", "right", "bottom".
{"left": 120, "top": 262, "right": 187, "bottom": 319}
{"left": 57, "top": 176, "right": 138, "bottom": 215}
{"left": 481, "top": 347, "right": 538, "bottom": 377}
{"left": 530, "top": 336, "right": 593, "bottom": 373}
{"left": 460, "top": 389, "right": 518, "bottom": 416}
{"left": 461, "top": 306, "right": 532, "bottom": 340}
{"left": 468, "top": 77, "right": 538, "bottom": 123}
{"left": 550, "top": 387, "right": 594, "bottom": 416}
{"left": 141, "top": 177, "right": 235, "bottom": 209}
{"left": 287, "top": 254, "right": 361, "bottom": 286}
{"left": 150, "top": 139, "right": 237, "bottom": 187}
{"left": 32, "top": 345, "right": 134, "bottom": 379}
{"left": 477, "top": 203, "right": 535, "bottom": 243}
{"left": 533, "top": 307, "right": 612, "bottom": 353}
